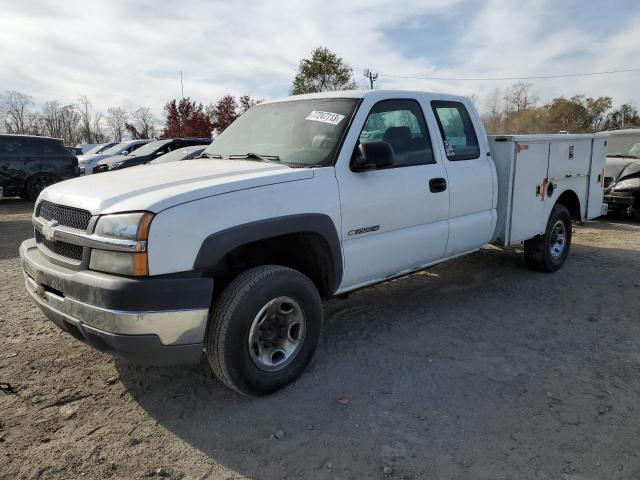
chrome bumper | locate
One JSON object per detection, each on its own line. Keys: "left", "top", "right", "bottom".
{"left": 20, "top": 238, "right": 214, "bottom": 364}
{"left": 24, "top": 273, "right": 208, "bottom": 345}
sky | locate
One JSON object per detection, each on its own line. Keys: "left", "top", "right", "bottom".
{"left": 1, "top": 0, "right": 639, "bottom": 116}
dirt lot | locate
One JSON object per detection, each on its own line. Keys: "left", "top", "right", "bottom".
{"left": 1, "top": 199, "right": 640, "bottom": 480}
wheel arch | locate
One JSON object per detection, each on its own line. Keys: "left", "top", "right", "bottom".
{"left": 194, "top": 214, "right": 342, "bottom": 299}
{"left": 555, "top": 189, "right": 582, "bottom": 221}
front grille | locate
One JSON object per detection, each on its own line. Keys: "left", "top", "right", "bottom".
{"left": 35, "top": 231, "right": 83, "bottom": 261}
{"left": 37, "top": 200, "right": 91, "bottom": 231}
{"left": 93, "top": 165, "right": 108, "bottom": 174}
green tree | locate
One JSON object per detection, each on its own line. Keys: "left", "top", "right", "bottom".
{"left": 603, "top": 103, "right": 640, "bottom": 130}
{"left": 291, "top": 47, "right": 356, "bottom": 95}
{"left": 585, "top": 96, "right": 612, "bottom": 131}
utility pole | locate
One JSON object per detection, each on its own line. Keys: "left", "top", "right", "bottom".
{"left": 179, "top": 71, "right": 184, "bottom": 99}
{"left": 363, "top": 68, "right": 378, "bottom": 89}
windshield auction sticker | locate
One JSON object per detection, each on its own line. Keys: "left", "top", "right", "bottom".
{"left": 305, "top": 111, "right": 345, "bottom": 125}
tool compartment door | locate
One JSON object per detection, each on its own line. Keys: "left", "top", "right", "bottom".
{"left": 548, "top": 139, "right": 592, "bottom": 180}
{"left": 509, "top": 141, "right": 549, "bottom": 243}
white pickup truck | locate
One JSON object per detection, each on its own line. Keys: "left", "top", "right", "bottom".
{"left": 20, "top": 90, "right": 607, "bottom": 396}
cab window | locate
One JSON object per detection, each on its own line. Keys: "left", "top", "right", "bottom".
{"left": 359, "top": 99, "right": 435, "bottom": 167}
{"left": 431, "top": 100, "right": 480, "bottom": 161}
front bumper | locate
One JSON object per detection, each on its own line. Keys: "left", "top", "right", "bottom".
{"left": 20, "top": 239, "right": 214, "bottom": 364}
{"left": 604, "top": 191, "right": 635, "bottom": 207}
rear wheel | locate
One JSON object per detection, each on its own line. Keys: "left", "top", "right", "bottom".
{"left": 26, "top": 173, "right": 60, "bottom": 200}
{"left": 206, "top": 265, "right": 323, "bottom": 396}
{"left": 524, "top": 204, "right": 572, "bottom": 272}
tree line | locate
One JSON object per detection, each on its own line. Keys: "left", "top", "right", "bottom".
{"left": 481, "top": 81, "right": 639, "bottom": 134}
{"left": 0, "top": 90, "right": 261, "bottom": 145}
{"left": 0, "top": 91, "right": 160, "bottom": 145}
{"left": 1, "top": 46, "right": 639, "bottom": 146}
{"left": 289, "top": 47, "right": 640, "bottom": 134}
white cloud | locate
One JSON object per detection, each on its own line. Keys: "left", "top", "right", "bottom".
{"left": 0, "top": 0, "right": 638, "bottom": 119}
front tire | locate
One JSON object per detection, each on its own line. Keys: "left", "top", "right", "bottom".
{"left": 524, "top": 204, "right": 572, "bottom": 272}
{"left": 206, "top": 265, "right": 323, "bottom": 396}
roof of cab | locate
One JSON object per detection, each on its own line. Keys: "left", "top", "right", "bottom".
{"left": 264, "top": 89, "right": 471, "bottom": 104}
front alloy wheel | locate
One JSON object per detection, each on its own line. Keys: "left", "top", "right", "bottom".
{"left": 248, "top": 296, "right": 306, "bottom": 372}
{"left": 206, "top": 265, "right": 322, "bottom": 396}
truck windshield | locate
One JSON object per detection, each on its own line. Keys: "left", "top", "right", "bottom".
{"left": 203, "top": 98, "right": 359, "bottom": 167}
{"left": 607, "top": 133, "right": 640, "bottom": 159}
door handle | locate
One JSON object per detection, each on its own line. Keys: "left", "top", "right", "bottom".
{"left": 429, "top": 177, "right": 447, "bottom": 193}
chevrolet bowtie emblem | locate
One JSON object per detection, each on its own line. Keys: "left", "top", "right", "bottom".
{"left": 42, "top": 219, "right": 58, "bottom": 242}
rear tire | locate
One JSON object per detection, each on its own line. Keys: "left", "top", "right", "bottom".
{"left": 206, "top": 265, "right": 323, "bottom": 396}
{"left": 524, "top": 204, "right": 572, "bottom": 272}
{"left": 26, "top": 173, "right": 60, "bottom": 200}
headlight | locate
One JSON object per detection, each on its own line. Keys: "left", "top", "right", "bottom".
{"left": 613, "top": 177, "right": 640, "bottom": 191}
{"left": 89, "top": 212, "right": 154, "bottom": 276}
{"left": 94, "top": 212, "right": 148, "bottom": 239}
{"left": 107, "top": 161, "right": 123, "bottom": 170}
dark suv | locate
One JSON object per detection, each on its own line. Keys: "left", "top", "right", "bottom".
{"left": 0, "top": 135, "right": 79, "bottom": 200}
{"left": 93, "top": 137, "right": 212, "bottom": 173}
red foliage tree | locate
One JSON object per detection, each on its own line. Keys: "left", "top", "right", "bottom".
{"left": 162, "top": 97, "right": 213, "bottom": 138}
{"left": 211, "top": 95, "right": 239, "bottom": 133}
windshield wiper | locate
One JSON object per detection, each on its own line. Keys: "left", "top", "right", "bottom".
{"left": 609, "top": 154, "right": 639, "bottom": 159}
{"left": 228, "top": 152, "right": 280, "bottom": 163}
{"left": 199, "top": 152, "right": 222, "bottom": 159}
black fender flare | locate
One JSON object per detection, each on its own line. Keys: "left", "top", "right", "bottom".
{"left": 193, "top": 214, "right": 343, "bottom": 294}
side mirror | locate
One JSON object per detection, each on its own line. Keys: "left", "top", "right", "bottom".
{"left": 122, "top": 150, "right": 129, "bottom": 156}
{"left": 351, "top": 141, "right": 395, "bottom": 172}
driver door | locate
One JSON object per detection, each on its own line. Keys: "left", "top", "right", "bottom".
{"left": 335, "top": 97, "right": 450, "bottom": 290}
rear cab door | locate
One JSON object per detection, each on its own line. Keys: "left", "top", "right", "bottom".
{"left": 335, "top": 92, "right": 450, "bottom": 291}
{"left": 429, "top": 97, "right": 497, "bottom": 256}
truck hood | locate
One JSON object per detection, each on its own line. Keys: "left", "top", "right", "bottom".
{"left": 39, "top": 159, "right": 314, "bottom": 214}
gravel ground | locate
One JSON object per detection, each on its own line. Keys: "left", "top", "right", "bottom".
{"left": 1, "top": 198, "right": 640, "bottom": 480}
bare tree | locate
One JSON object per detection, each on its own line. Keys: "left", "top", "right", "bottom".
{"left": 503, "top": 82, "right": 538, "bottom": 112}
{"left": 126, "top": 107, "right": 157, "bottom": 139}
{"left": 0, "top": 90, "right": 34, "bottom": 133}
{"left": 106, "top": 107, "right": 128, "bottom": 141}
{"left": 482, "top": 88, "right": 503, "bottom": 134}
{"left": 466, "top": 93, "right": 479, "bottom": 106}
{"left": 40, "top": 101, "right": 82, "bottom": 144}
{"left": 75, "top": 95, "right": 108, "bottom": 143}
{"left": 92, "top": 111, "right": 107, "bottom": 143}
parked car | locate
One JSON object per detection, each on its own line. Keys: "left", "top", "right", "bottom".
{"left": 66, "top": 146, "right": 84, "bottom": 156}
{"left": 81, "top": 142, "right": 118, "bottom": 155}
{"left": 77, "top": 143, "right": 112, "bottom": 165}
{"left": 77, "top": 143, "right": 98, "bottom": 153}
{"left": 0, "top": 134, "right": 79, "bottom": 200}
{"left": 148, "top": 146, "right": 207, "bottom": 165}
{"left": 603, "top": 129, "right": 640, "bottom": 220}
{"left": 92, "top": 138, "right": 211, "bottom": 173}
{"left": 78, "top": 139, "right": 151, "bottom": 175}
{"left": 19, "top": 90, "right": 607, "bottom": 396}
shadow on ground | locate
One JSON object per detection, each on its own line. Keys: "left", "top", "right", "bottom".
{"left": 0, "top": 200, "right": 35, "bottom": 259}
{"left": 117, "top": 237, "right": 640, "bottom": 479}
